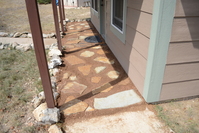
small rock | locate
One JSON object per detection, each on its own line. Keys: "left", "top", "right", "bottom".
{"left": 49, "top": 33, "right": 55, "bottom": 38}
{"left": 15, "top": 43, "right": 32, "bottom": 52}
{"left": 52, "top": 68, "right": 59, "bottom": 76}
{"left": 48, "top": 48, "right": 62, "bottom": 57}
{"left": 0, "top": 32, "right": 9, "bottom": 37}
{"left": 2, "top": 43, "right": 10, "bottom": 49}
{"left": 33, "top": 103, "right": 60, "bottom": 124}
{"left": 0, "top": 43, "right": 3, "bottom": 49}
{"left": 27, "top": 33, "right": 32, "bottom": 38}
{"left": 13, "top": 32, "right": 22, "bottom": 38}
{"left": 43, "top": 34, "right": 49, "bottom": 38}
{"left": 20, "top": 34, "right": 27, "bottom": 38}
{"left": 48, "top": 125, "right": 63, "bottom": 133}
{"left": 10, "top": 42, "right": 19, "bottom": 49}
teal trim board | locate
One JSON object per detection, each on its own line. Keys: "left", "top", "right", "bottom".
{"left": 143, "top": 0, "right": 176, "bottom": 103}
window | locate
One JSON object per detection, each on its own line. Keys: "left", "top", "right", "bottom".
{"left": 112, "top": 0, "right": 123, "bottom": 31}
{"left": 110, "top": 0, "right": 126, "bottom": 43}
{"left": 92, "top": 0, "right": 98, "bottom": 12}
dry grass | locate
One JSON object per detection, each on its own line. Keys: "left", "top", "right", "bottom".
{"left": 155, "top": 98, "right": 199, "bottom": 133}
{"left": 0, "top": 0, "right": 90, "bottom": 33}
{"left": 0, "top": 49, "right": 47, "bottom": 133}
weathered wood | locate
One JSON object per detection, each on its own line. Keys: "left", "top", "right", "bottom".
{"left": 175, "top": 0, "right": 199, "bottom": 17}
{"left": 128, "top": 0, "right": 154, "bottom": 14}
{"left": 171, "top": 17, "right": 199, "bottom": 42}
{"left": 167, "top": 42, "right": 199, "bottom": 64}
{"left": 160, "top": 80, "right": 199, "bottom": 100}
{"left": 163, "top": 63, "right": 199, "bottom": 83}
{"left": 126, "top": 8, "right": 152, "bottom": 38}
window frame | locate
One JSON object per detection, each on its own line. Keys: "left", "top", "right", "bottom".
{"left": 110, "top": 0, "right": 127, "bottom": 43}
{"left": 112, "top": 0, "right": 124, "bottom": 32}
{"left": 91, "top": 0, "right": 98, "bottom": 12}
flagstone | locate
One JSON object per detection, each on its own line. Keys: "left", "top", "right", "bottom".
{"left": 119, "top": 78, "right": 130, "bottom": 86}
{"left": 96, "top": 49, "right": 110, "bottom": 55}
{"left": 61, "top": 82, "right": 87, "bottom": 94}
{"left": 94, "top": 57, "right": 114, "bottom": 64}
{"left": 101, "top": 86, "right": 113, "bottom": 93}
{"left": 78, "top": 65, "right": 92, "bottom": 75}
{"left": 94, "top": 90, "right": 142, "bottom": 109}
{"left": 107, "top": 71, "right": 120, "bottom": 79}
{"left": 86, "top": 106, "right": 95, "bottom": 112}
{"left": 65, "top": 40, "right": 80, "bottom": 45}
{"left": 65, "top": 55, "right": 85, "bottom": 65}
{"left": 69, "top": 75, "right": 77, "bottom": 81}
{"left": 94, "top": 66, "right": 106, "bottom": 74}
{"left": 91, "top": 77, "right": 101, "bottom": 83}
{"left": 80, "top": 51, "right": 95, "bottom": 57}
{"left": 61, "top": 96, "right": 88, "bottom": 115}
{"left": 92, "top": 46, "right": 101, "bottom": 49}
{"left": 79, "top": 36, "right": 89, "bottom": 40}
{"left": 63, "top": 72, "right": 70, "bottom": 79}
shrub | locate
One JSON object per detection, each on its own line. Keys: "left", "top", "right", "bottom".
{"left": 37, "top": 0, "right": 51, "bottom": 4}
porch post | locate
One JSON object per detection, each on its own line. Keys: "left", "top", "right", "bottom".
{"left": 52, "top": 0, "right": 62, "bottom": 51}
{"left": 61, "top": 0, "right": 66, "bottom": 21}
{"left": 25, "top": 0, "right": 55, "bottom": 108}
{"left": 58, "top": 0, "right": 65, "bottom": 33}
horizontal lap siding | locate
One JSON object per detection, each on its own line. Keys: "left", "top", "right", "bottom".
{"left": 161, "top": 0, "right": 199, "bottom": 100}
{"left": 91, "top": 9, "right": 100, "bottom": 32}
{"left": 104, "top": 0, "right": 153, "bottom": 94}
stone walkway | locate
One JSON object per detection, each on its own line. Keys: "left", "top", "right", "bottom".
{"left": 57, "top": 21, "right": 143, "bottom": 115}
{"left": 56, "top": 21, "right": 171, "bottom": 133}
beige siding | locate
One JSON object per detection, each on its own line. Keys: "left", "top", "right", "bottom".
{"left": 102, "top": 0, "right": 153, "bottom": 94}
{"left": 161, "top": 0, "right": 199, "bottom": 100}
{"left": 91, "top": 9, "right": 100, "bottom": 32}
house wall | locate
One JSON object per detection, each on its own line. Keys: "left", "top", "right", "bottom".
{"left": 160, "top": 0, "right": 199, "bottom": 100}
{"left": 104, "top": 0, "right": 154, "bottom": 94}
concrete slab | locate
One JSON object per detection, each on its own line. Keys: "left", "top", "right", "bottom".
{"left": 65, "top": 108, "right": 171, "bottom": 133}
{"left": 94, "top": 90, "right": 142, "bottom": 109}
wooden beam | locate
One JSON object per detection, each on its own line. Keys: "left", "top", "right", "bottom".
{"left": 25, "top": 0, "right": 55, "bottom": 108}
{"left": 52, "top": 0, "right": 62, "bottom": 51}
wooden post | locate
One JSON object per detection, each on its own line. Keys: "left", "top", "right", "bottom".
{"left": 58, "top": 0, "right": 64, "bottom": 33}
{"left": 25, "top": 0, "right": 55, "bottom": 108}
{"left": 52, "top": 0, "right": 62, "bottom": 51}
{"left": 61, "top": 0, "right": 66, "bottom": 21}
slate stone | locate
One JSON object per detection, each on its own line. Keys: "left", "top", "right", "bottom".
{"left": 94, "top": 90, "right": 142, "bottom": 109}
